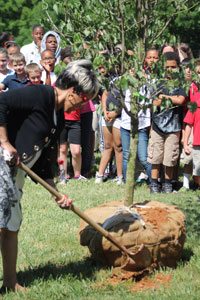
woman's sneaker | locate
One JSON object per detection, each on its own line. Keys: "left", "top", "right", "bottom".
{"left": 74, "top": 175, "right": 88, "bottom": 181}
{"left": 112, "top": 174, "right": 124, "bottom": 185}
{"left": 95, "top": 172, "right": 103, "bottom": 184}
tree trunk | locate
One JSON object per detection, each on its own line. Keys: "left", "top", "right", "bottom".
{"left": 124, "top": 115, "right": 138, "bottom": 206}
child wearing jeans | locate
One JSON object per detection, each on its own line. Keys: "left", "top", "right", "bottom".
{"left": 148, "top": 52, "right": 186, "bottom": 193}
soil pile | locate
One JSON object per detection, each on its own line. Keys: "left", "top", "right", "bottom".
{"left": 94, "top": 271, "right": 171, "bottom": 292}
{"left": 79, "top": 201, "right": 185, "bottom": 270}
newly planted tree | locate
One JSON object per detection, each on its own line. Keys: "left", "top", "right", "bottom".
{"left": 41, "top": 0, "right": 200, "bottom": 204}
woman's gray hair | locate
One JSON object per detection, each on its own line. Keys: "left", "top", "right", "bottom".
{"left": 55, "top": 59, "right": 99, "bottom": 99}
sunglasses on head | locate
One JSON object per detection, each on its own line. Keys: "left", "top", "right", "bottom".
{"left": 5, "top": 41, "right": 17, "bottom": 48}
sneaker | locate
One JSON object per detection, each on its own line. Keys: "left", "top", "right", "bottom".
{"left": 74, "top": 175, "right": 88, "bottom": 181}
{"left": 95, "top": 172, "right": 103, "bottom": 184}
{"left": 112, "top": 175, "right": 124, "bottom": 185}
{"left": 59, "top": 179, "right": 66, "bottom": 184}
{"left": 59, "top": 169, "right": 66, "bottom": 184}
{"left": 137, "top": 172, "right": 148, "bottom": 182}
{"left": 150, "top": 181, "right": 161, "bottom": 194}
{"left": 163, "top": 182, "right": 173, "bottom": 193}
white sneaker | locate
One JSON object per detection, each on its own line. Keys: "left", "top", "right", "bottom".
{"left": 113, "top": 175, "right": 124, "bottom": 185}
{"left": 95, "top": 172, "right": 103, "bottom": 184}
{"left": 76, "top": 175, "right": 88, "bottom": 181}
{"left": 136, "top": 172, "right": 148, "bottom": 182}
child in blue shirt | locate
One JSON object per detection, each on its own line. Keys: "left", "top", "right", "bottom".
{"left": 0, "top": 52, "right": 29, "bottom": 91}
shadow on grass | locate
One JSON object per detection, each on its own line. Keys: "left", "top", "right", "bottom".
{"left": 175, "top": 196, "right": 200, "bottom": 236}
{"left": 180, "top": 246, "right": 194, "bottom": 264}
{"left": 18, "top": 257, "right": 107, "bottom": 287}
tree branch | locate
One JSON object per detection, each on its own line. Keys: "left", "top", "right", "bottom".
{"left": 42, "top": 0, "right": 68, "bottom": 39}
{"left": 150, "top": 0, "right": 195, "bottom": 43}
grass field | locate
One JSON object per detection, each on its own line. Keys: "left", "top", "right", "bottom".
{"left": 0, "top": 173, "right": 200, "bottom": 299}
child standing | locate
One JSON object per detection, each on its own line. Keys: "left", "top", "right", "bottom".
{"left": 0, "top": 48, "right": 13, "bottom": 82}
{"left": 40, "top": 49, "right": 57, "bottom": 86}
{"left": 0, "top": 52, "right": 29, "bottom": 91}
{"left": 183, "top": 61, "right": 200, "bottom": 188}
{"left": 148, "top": 52, "right": 186, "bottom": 193}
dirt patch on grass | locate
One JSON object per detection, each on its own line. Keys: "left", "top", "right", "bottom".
{"left": 94, "top": 269, "right": 171, "bottom": 293}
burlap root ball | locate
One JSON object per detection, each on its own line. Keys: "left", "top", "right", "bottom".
{"left": 79, "top": 201, "right": 185, "bottom": 271}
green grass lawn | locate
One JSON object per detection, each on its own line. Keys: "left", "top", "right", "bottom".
{"left": 1, "top": 176, "right": 200, "bottom": 299}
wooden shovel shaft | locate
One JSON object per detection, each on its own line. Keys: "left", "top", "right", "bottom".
{"left": 20, "top": 162, "right": 131, "bottom": 256}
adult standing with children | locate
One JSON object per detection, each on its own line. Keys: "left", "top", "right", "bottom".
{"left": 0, "top": 59, "right": 99, "bottom": 294}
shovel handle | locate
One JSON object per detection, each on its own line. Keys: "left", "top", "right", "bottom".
{"left": 20, "top": 162, "right": 132, "bottom": 256}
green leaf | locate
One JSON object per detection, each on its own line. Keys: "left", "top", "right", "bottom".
{"left": 53, "top": 3, "right": 58, "bottom": 15}
{"left": 187, "top": 102, "right": 198, "bottom": 114}
{"left": 152, "top": 104, "right": 157, "bottom": 113}
{"left": 120, "top": 77, "right": 128, "bottom": 91}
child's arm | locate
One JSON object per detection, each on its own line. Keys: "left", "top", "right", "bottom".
{"left": 0, "top": 83, "right": 5, "bottom": 91}
{"left": 181, "top": 123, "right": 186, "bottom": 145}
{"left": 40, "top": 62, "right": 51, "bottom": 86}
{"left": 183, "top": 123, "right": 192, "bottom": 154}
{"left": 102, "top": 90, "right": 110, "bottom": 121}
{"left": 158, "top": 94, "right": 185, "bottom": 105}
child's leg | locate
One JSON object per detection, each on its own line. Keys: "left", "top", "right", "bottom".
{"left": 147, "top": 129, "right": 164, "bottom": 193}
{"left": 70, "top": 144, "right": 82, "bottom": 177}
{"left": 113, "top": 126, "right": 123, "bottom": 177}
{"left": 163, "top": 132, "right": 180, "bottom": 193}
{"left": 192, "top": 145, "right": 200, "bottom": 190}
{"left": 98, "top": 124, "right": 113, "bottom": 175}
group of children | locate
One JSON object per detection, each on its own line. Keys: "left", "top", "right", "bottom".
{"left": 0, "top": 25, "right": 95, "bottom": 183}
{"left": 0, "top": 26, "right": 200, "bottom": 193}
{"left": 95, "top": 45, "right": 200, "bottom": 194}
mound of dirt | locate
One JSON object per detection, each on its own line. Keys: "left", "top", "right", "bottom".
{"left": 79, "top": 201, "right": 185, "bottom": 270}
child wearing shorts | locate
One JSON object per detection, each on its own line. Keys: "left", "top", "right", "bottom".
{"left": 148, "top": 52, "right": 186, "bottom": 193}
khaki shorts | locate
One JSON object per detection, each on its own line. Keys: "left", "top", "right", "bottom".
{"left": 193, "top": 146, "right": 200, "bottom": 176}
{"left": 148, "top": 129, "right": 180, "bottom": 167}
{"left": 180, "top": 129, "right": 193, "bottom": 165}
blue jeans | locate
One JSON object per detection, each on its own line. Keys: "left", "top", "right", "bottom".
{"left": 120, "top": 127, "right": 130, "bottom": 182}
{"left": 137, "top": 127, "right": 152, "bottom": 181}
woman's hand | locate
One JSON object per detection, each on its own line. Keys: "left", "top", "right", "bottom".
{"left": 57, "top": 194, "right": 72, "bottom": 210}
{"left": 1, "top": 141, "right": 19, "bottom": 166}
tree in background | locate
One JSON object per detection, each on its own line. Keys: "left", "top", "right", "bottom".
{"left": 0, "top": 0, "right": 43, "bottom": 47}
{"left": 1, "top": 0, "right": 198, "bottom": 204}
{"left": 40, "top": 0, "right": 199, "bottom": 205}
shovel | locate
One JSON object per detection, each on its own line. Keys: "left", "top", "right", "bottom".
{"left": 20, "top": 162, "right": 151, "bottom": 272}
